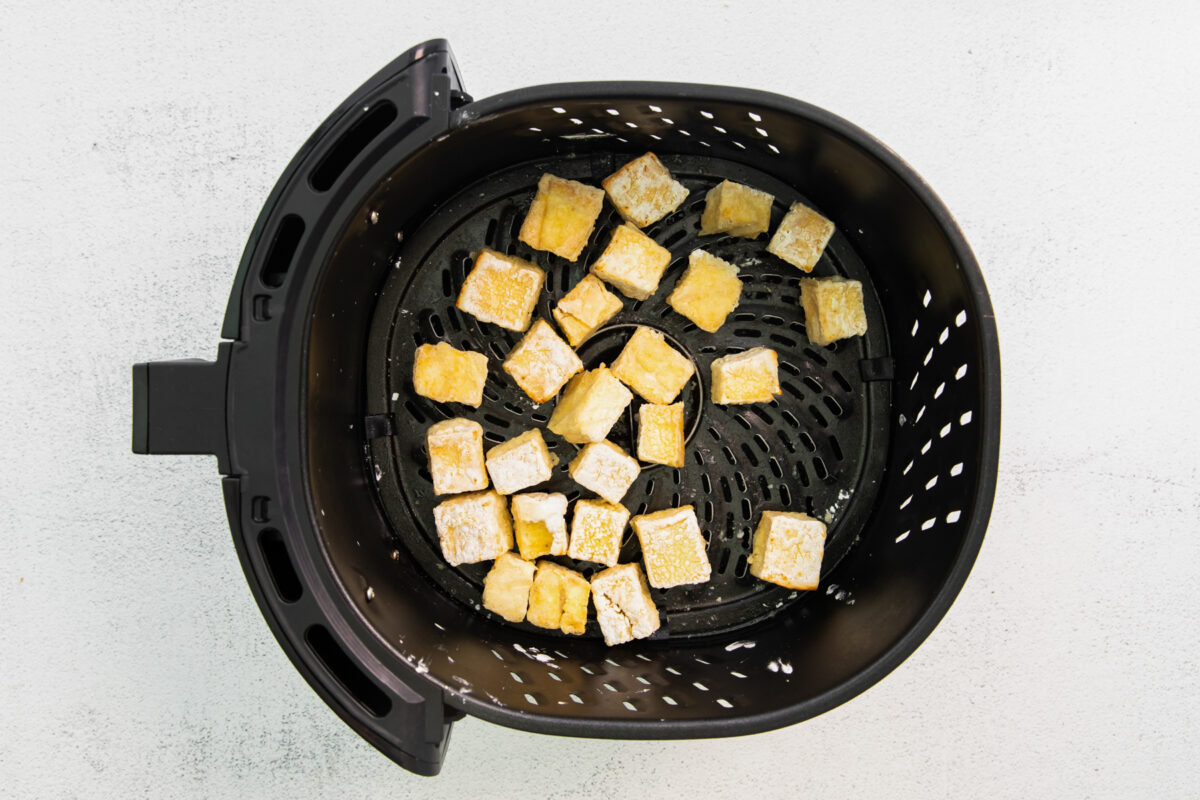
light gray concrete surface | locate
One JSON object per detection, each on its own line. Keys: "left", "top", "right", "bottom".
{"left": 3, "top": 1, "right": 1198, "bottom": 797}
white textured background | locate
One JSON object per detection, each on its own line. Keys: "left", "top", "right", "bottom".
{"left": 3, "top": 1, "right": 1198, "bottom": 797}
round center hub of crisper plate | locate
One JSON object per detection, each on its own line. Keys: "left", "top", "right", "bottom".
{"left": 366, "top": 153, "right": 892, "bottom": 639}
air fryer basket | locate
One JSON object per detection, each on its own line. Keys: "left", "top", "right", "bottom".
{"left": 133, "top": 40, "right": 999, "bottom": 776}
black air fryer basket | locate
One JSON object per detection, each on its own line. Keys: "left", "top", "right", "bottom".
{"left": 133, "top": 40, "right": 1000, "bottom": 775}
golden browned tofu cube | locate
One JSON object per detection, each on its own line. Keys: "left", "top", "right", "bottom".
{"left": 636, "top": 402, "right": 684, "bottom": 467}
{"left": 502, "top": 319, "right": 584, "bottom": 403}
{"left": 432, "top": 490, "right": 513, "bottom": 566}
{"left": 699, "top": 180, "right": 773, "bottom": 238}
{"left": 612, "top": 326, "right": 695, "bottom": 405}
{"left": 590, "top": 562, "right": 661, "bottom": 646}
{"left": 547, "top": 366, "right": 634, "bottom": 444}
{"left": 412, "top": 342, "right": 489, "bottom": 407}
{"left": 456, "top": 248, "right": 546, "bottom": 332}
{"left": 601, "top": 152, "right": 689, "bottom": 228}
{"left": 484, "top": 429, "right": 556, "bottom": 495}
{"left": 526, "top": 560, "right": 591, "bottom": 635}
{"left": 569, "top": 440, "right": 641, "bottom": 505}
{"left": 766, "top": 201, "right": 835, "bottom": 272}
{"left": 426, "top": 418, "right": 488, "bottom": 495}
{"left": 710, "top": 347, "right": 781, "bottom": 405}
{"left": 510, "top": 492, "right": 569, "bottom": 560}
{"left": 748, "top": 510, "right": 826, "bottom": 590}
{"left": 482, "top": 552, "right": 536, "bottom": 623}
{"left": 590, "top": 223, "right": 672, "bottom": 301}
{"left": 567, "top": 498, "right": 629, "bottom": 567}
{"left": 552, "top": 274, "right": 624, "bottom": 347}
{"left": 631, "top": 506, "right": 711, "bottom": 589}
{"left": 518, "top": 173, "right": 605, "bottom": 261}
{"left": 799, "top": 276, "right": 868, "bottom": 346}
{"left": 666, "top": 249, "right": 743, "bottom": 333}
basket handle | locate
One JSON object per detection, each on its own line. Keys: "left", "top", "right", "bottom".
{"left": 132, "top": 343, "right": 231, "bottom": 473}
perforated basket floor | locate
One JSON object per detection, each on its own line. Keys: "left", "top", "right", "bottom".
{"left": 366, "top": 152, "right": 892, "bottom": 639}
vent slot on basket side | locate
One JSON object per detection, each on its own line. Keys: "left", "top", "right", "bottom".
{"left": 260, "top": 214, "right": 305, "bottom": 288}
{"left": 304, "top": 625, "right": 392, "bottom": 718}
{"left": 309, "top": 101, "right": 399, "bottom": 192}
{"left": 258, "top": 528, "right": 302, "bottom": 603}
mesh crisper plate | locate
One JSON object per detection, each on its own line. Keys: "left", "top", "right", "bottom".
{"left": 366, "top": 152, "right": 891, "bottom": 639}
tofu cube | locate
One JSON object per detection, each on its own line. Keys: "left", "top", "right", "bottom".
{"left": 612, "top": 326, "right": 695, "bottom": 404}
{"left": 456, "top": 248, "right": 546, "bottom": 332}
{"left": 502, "top": 319, "right": 584, "bottom": 403}
{"left": 547, "top": 366, "right": 634, "bottom": 444}
{"left": 710, "top": 347, "right": 781, "bottom": 405}
{"left": 590, "top": 563, "right": 661, "bottom": 646}
{"left": 567, "top": 498, "right": 630, "bottom": 567}
{"left": 485, "top": 429, "right": 556, "bottom": 495}
{"left": 631, "top": 506, "right": 711, "bottom": 589}
{"left": 637, "top": 402, "right": 684, "bottom": 467}
{"left": 699, "top": 180, "right": 774, "bottom": 238}
{"left": 569, "top": 440, "right": 641, "bottom": 505}
{"left": 527, "top": 561, "right": 591, "bottom": 635}
{"left": 590, "top": 223, "right": 672, "bottom": 301}
{"left": 482, "top": 552, "right": 537, "bottom": 623}
{"left": 601, "top": 152, "right": 690, "bottom": 228}
{"left": 799, "top": 276, "right": 868, "bottom": 346}
{"left": 666, "top": 249, "right": 743, "bottom": 333}
{"left": 425, "top": 418, "right": 488, "bottom": 495}
{"left": 432, "top": 490, "right": 513, "bottom": 566}
{"left": 748, "top": 511, "right": 827, "bottom": 590}
{"left": 552, "top": 274, "right": 624, "bottom": 347}
{"left": 766, "top": 201, "right": 835, "bottom": 273}
{"left": 510, "top": 492, "right": 569, "bottom": 560}
{"left": 518, "top": 173, "right": 605, "bottom": 262}
{"left": 412, "top": 342, "right": 489, "bottom": 407}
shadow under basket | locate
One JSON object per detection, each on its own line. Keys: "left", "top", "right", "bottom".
{"left": 132, "top": 39, "right": 1000, "bottom": 776}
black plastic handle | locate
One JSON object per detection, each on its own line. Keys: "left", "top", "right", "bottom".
{"left": 132, "top": 343, "right": 232, "bottom": 473}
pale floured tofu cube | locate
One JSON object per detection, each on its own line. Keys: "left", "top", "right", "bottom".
{"left": 502, "top": 319, "right": 584, "bottom": 403}
{"left": 636, "top": 402, "right": 684, "bottom": 467}
{"left": 510, "top": 492, "right": 569, "bottom": 560}
{"left": 699, "top": 180, "right": 773, "bottom": 238}
{"left": 666, "top": 249, "right": 743, "bottom": 333}
{"left": 590, "top": 563, "right": 661, "bottom": 646}
{"left": 612, "top": 326, "right": 695, "bottom": 404}
{"left": 432, "top": 490, "right": 513, "bottom": 566}
{"left": 710, "top": 347, "right": 781, "bottom": 405}
{"left": 748, "top": 510, "right": 827, "bottom": 590}
{"left": 426, "top": 418, "right": 488, "bottom": 495}
{"left": 547, "top": 365, "right": 633, "bottom": 444}
{"left": 552, "top": 274, "right": 623, "bottom": 347}
{"left": 766, "top": 201, "right": 835, "bottom": 273}
{"left": 590, "top": 223, "right": 672, "bottom": 301}
{"left": 601, "top": 152, "right": 689, "bottom": 228}
{"left": 569, "top": 440, "right": 641, "bottom": 505}
{"left": 526, "top": 560, "right": 591, "bottom": 635}
{"left": 518, "top": 173, "right": 605, "bottom": 261}
{"left": 456, "top": 248, "right": 546, "bottom": 332}
{"left": 482, "top": 552, "right": 537, "bottom": 623}
{"left": 412, "top": 342, "right": 489, "bottom": 407}
{"left": 631, "top": 506, "right": 711, "bottom": 589}
{"left": 567, "top": 498, "right": 629, "bottom": 567}
{"left": 485, "top": 429, "right": 556, "bottom": 495}
{"left": 799, "top": 276, "right": 868, "bottom": 346}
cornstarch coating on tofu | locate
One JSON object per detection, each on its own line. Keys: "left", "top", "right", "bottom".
{"left": 432, "top": 490, "right": 513, "bottom": 566}
{"left": 518, "top": 173, "right": 605, "bottom": 261}
{"left": 412, "top": 342, "right": 489, "bottom": 407}
{"left": 456, "top": 248, "right": 545, "bottom": 332}
{"left": 425, "top": 418, "right": 489, "bottom": 495}
{"left": 601, "top": 152, "right": 689, "bottom": 228}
